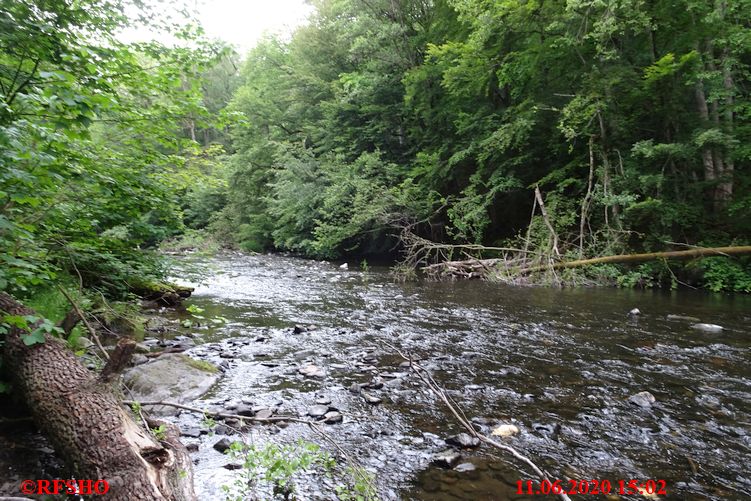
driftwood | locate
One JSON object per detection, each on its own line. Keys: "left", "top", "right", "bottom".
{"left": 518, "top": 245, "right": 751, "bottom": 274}
{"left": 415, "top": 244, "right": 751, "bottom": 281}
{"left": 0, "top": 292, "right": 195, "bottom": 501}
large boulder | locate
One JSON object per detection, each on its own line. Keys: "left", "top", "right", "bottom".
{"left": 123, "top": 354, "right": 219, "bottom": 414}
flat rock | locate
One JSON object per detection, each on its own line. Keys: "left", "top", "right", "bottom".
{"left": 181, "top": 426, "right": 202, "bottom": 438}
{"left": 254, "top": 409, "right": 274, "bottom": 420}
{"left": 315, "top": 396, "right": 332, "bottom": 405}
{"left": 323, "top": 411, "right": 343, "bottom": 424}
{"left": 298, "top": 364, "right": 324, "bottom": 377}
{"left": 432, "top": 450, "right": 462, "bottom": 468}
{"left": 308, "top": 405, "right": 330, "bottom": 418}
{"left": 491, "top": 424, "right": 520, "bottom": 437}
{"left": 629, "top": 391, "right": 656, "bottom": 408}
{"left": 691, "top": 323, "right": 723, "bottom": 333}
{"left": 123, "top": 354, "right": 219, "bottom": 415}
{"left": 446, "top": 433, "right": 480, "bottom": 448}
{"left": 362, "top": 392, "right": 382, "bottom": 405}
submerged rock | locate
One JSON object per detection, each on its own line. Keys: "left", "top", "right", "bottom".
{"left": 446, "top": 433, "right": 480, "bottom": 449}
{"left": 454, "top": 462, "right": 477, "bottom": 473}
{"left": 491, "top": 424, "right": 520, "bottom": 437}
{"left": 629, "top": 391, "right": 656, "bottom": 408}
{"left": 298, "top": 364, "right": 324, "bottom": 377}
{"left": 432, "top": 450, "right": 462, "bottom": 468}
{"left": 691, "top": 323, "right": 724, "bottom": 333}
{"left": 667, "top": 314, "right": 701, "bottom": 322}
{"left": 628, "top": 308, "right": 641, "bottom": 317}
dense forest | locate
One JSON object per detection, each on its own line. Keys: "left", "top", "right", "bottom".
{"left": 198, "top": 0, "right": 751, "bottom": 291}
{"left": 2, "top": 0, "right": 751, "bottom": 309}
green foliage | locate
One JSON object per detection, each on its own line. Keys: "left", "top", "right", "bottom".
{"left": 0, "top": 0, "right": 228, "bottom": 299}
{"left": 221, "top": 439, "right": 377, "bottom": 501}
{"left": 151, "top": 424, "right": 167, "bottom": 441}
{"left": 697, "top": 257, "right": 751, "bottom": 293}
{"left": 221, "top": 439, "right": 336, "bottom": 501}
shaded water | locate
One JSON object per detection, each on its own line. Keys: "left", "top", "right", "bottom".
{"left": 173, "top": 253, "right": 751, "bottom": 500}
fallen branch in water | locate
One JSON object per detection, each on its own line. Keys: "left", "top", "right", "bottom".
{"left": 518, "top": 245, "right": 751, "bottom": 274}
{"left": 383, "top": 342, "right": 573, "bottom": 501}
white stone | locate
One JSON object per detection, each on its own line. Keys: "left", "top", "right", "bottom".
{"left": 491, "top": 424, "right": 520, "bottom": 437}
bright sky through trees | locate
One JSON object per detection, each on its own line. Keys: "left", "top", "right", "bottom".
{"left": 120, "top": 0, "right": 313, "bottom": 52}
{"left": 197, "top": 0, "right": 313, "bottom": 51}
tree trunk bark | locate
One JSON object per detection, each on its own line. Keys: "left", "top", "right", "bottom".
{"left": 0, "top": 293, "right": 196, "bottom": 501}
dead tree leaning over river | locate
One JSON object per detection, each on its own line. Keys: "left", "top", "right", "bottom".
{"left": 0, "top": 292, "right": 196, "bottom": 501}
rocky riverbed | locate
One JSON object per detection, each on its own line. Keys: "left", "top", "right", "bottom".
{"left": 2, "top": 252, "right": 750, "bottom": 500}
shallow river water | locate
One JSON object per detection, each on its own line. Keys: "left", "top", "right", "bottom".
{"left": 2, "top": 252, "right": 749, "bottom": 501}
{"left": 171, "top": 253, "right": 751, "bottom": 501}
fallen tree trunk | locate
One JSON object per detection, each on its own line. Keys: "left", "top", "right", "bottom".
{"left": 0, "top": 292, "right": 195, "bottom": 501}
{"left": 519, "top": 245, "right": 751, "bottom": 274}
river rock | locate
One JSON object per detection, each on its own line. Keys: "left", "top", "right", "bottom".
{"left": 181, "top": 426, "right": 202, "bottom": 438}
{"left": 339, "top": 263, "right": 349, "bottom": 269}
{"left": 298, "top": 364, "right": 324, "bottom": 377}
{"left": 293, "top": 325, "right": 306, "bottom": 334}
{"left": 123, "top": 354, "right": 220, "bottom": 415}
{"left": 362, "top": 392, "right": 382, "bottom": 405}
{"left": 254, "top": 409, "right": 274, "bottom": 420}
{"left": 628, "top": 308, "right": 641, "bottom": 316}
{"left": 629, "top": 390, "right": 656, "bottom": 408}
{"left": 432, "top": 450, "right": 462, "bottom": 468}
{"left": 446, "top": 433, "right": 480, "bottom": 448}
{"left": 323, "top": 411, "right": 343, "bottom": 424}
{"left": 308, "top": 405, "right": 330, "bottom": 418}
{"left": 315, "top": 396, "right": 332, "bottom": 405}
{"left": 491, "top": 424, "right": 520, "bottom": 437}
{"left": 235, "top": 404, "right": 255, "bottom": 417}
{"left": 691, "top": 323, "right": 724, "bottom": 333}
{"left": 667, "top": 314, "right": 701, "bottom": 322}
{"left": 454, "top": 462, "right": 477, "bottom": 473}
{"left": 213, "top": 438, "right": 233, "bottom": 453}
{"left": 223, "top": 463, "right": 243, "bottom": 470}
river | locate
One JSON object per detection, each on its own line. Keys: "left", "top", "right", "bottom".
{"left": 1, "top": 251, "right": 749, "bottom": 500}
{"left": 171, "top": 253, "right": 751, "bottom": 500}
